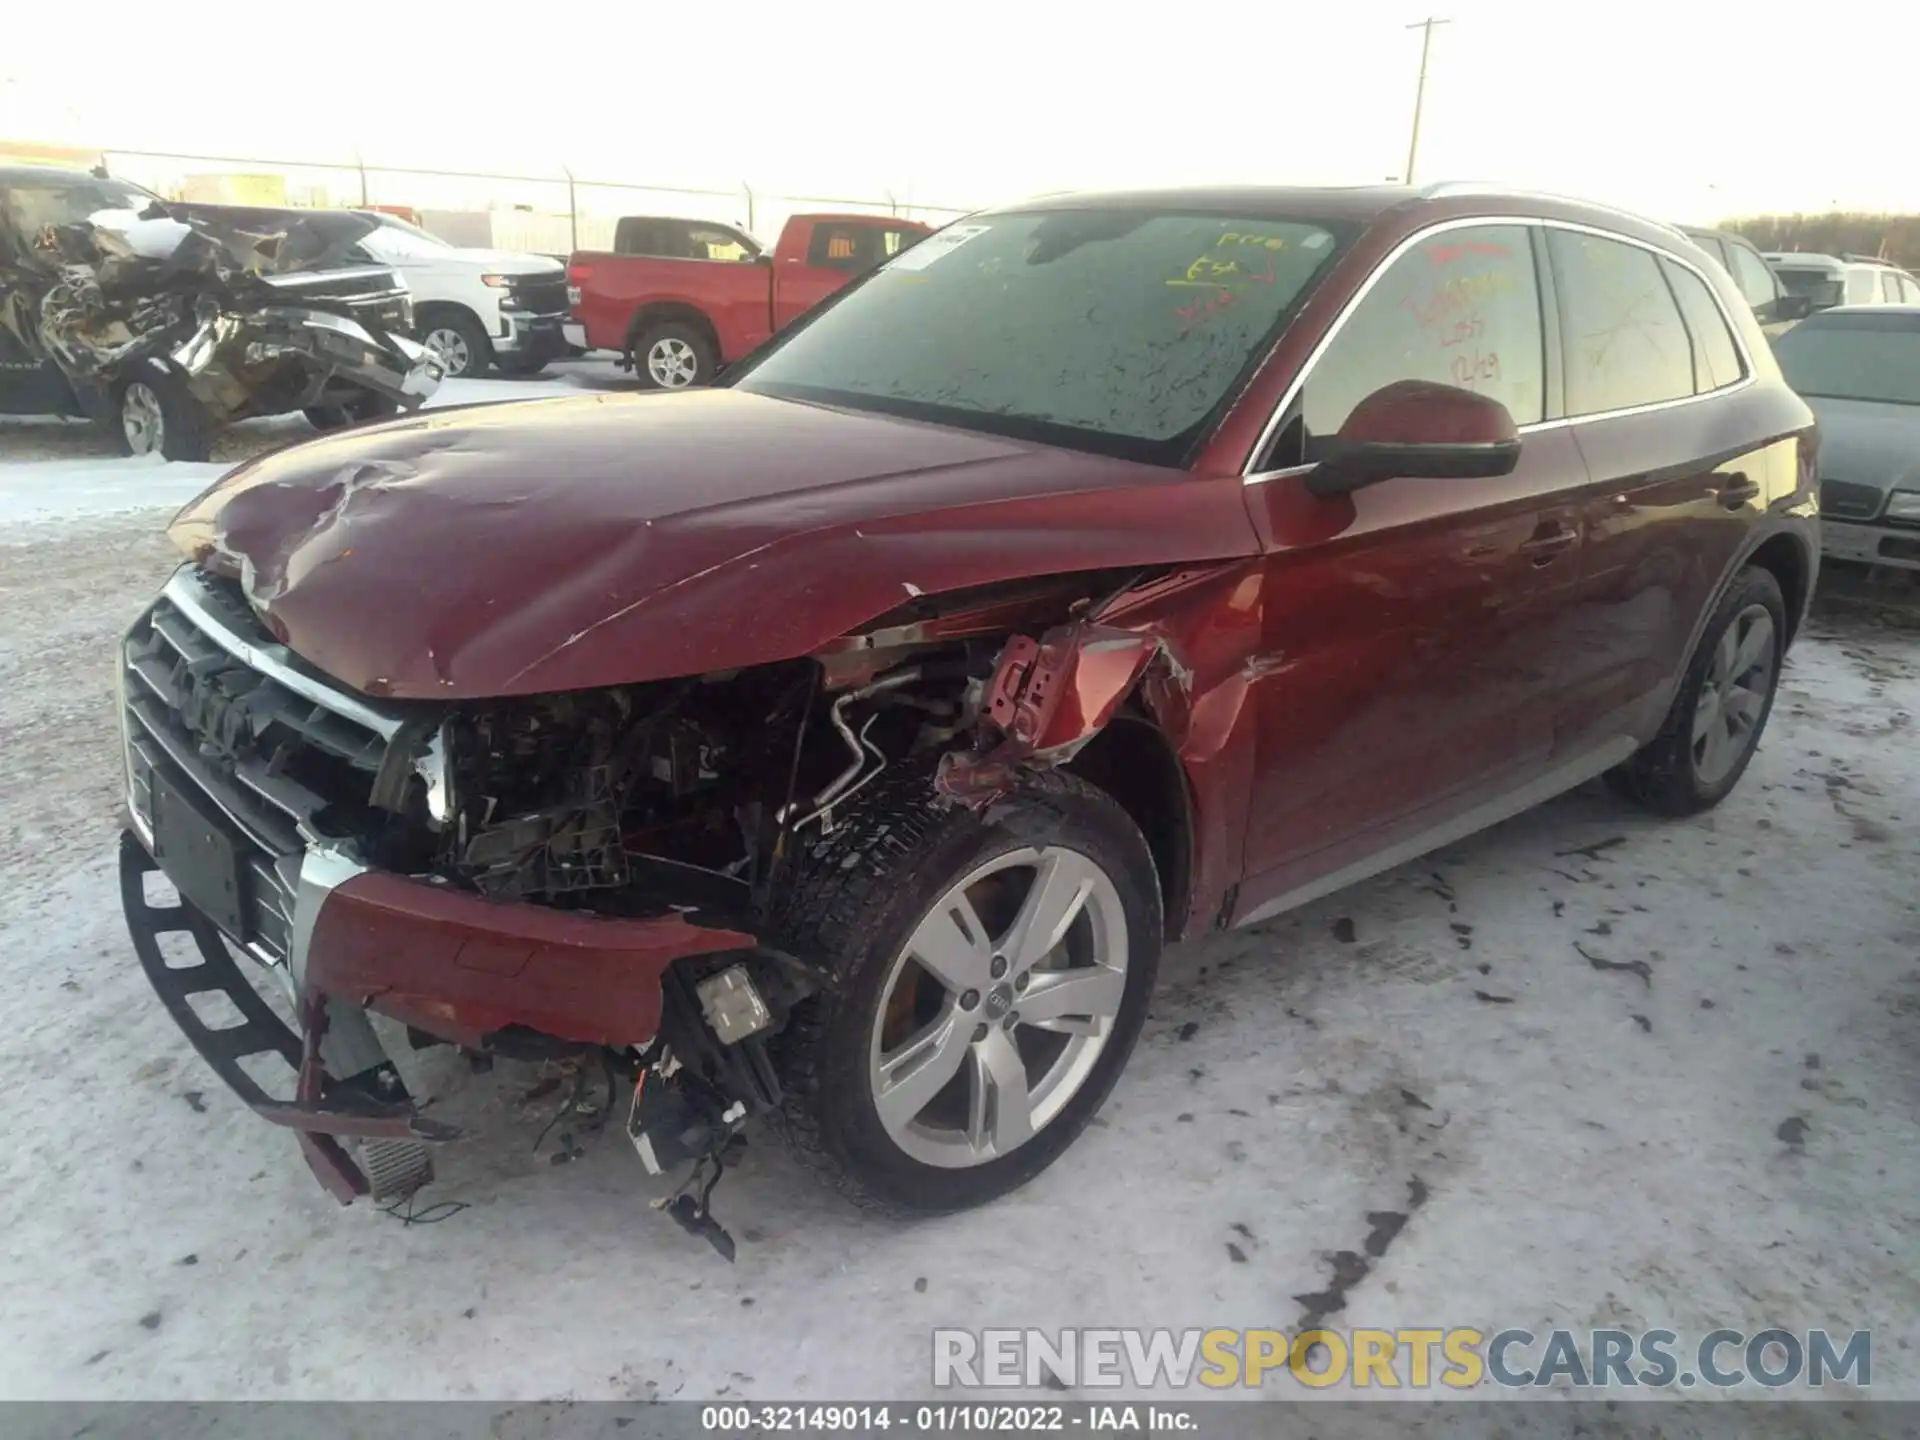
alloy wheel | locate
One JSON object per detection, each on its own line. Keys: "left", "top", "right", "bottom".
{"left": 867, "top": 846, "right": 1129, "bottom": 1169}
{"left": 423, "top": 327, "right": 472, "bottom": 376}
{"left": 121, "top": 382, "right": 164, "bottom": 456}
{"left": 1692, "top": 603, "right": 1776, "bottom": 786}
{"left": 647, "top": 337, "right": 699, "bottom": 388}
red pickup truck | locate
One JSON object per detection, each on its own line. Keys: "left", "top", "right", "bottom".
{"left": 564, "top": 212, "right": 932, "bottom": 388}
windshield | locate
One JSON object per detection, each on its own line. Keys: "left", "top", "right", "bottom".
{"left": 1773, "top": 267, "right": 1844, "bottom": 309}
{"left": 4, "top": 176, "right": 154, "bottom": 237}
{"left": 731, "top": 209, "right": 1348, "bottom": 465}
{"left": 1773, "top": 315, "right": 1920, "bottom": 405}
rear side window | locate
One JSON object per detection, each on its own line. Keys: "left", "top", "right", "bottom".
{"left": 809, "top": 223, "right": 875, "bottom": 272}
{"left": 1845, "top": 269, "right": 1877, "bottom": 304}
{"left": 1882, "top": 270, "right": 1905, "bottom": 302}
{"left": 1726, "top": 243, "right": 1779, "bottom": 309}
{"left": 1901, "top": 275, "right": 1920, "bottom": 304}
{"left": 1294, "top": 223, "right": 1544, "bottom": 460}
{"left": 1548, "top": 231, "right": 1693, "bottom": 415}
{"left": 1659, "top": 258, "right": 1744, "bottom": 392}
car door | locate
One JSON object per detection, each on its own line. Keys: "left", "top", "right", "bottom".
{"left": 1234, "top": 221, "right": 1590, "bottom": 903}
{"left": 1546, "top": 230, "right": 1775, "bottom": 757}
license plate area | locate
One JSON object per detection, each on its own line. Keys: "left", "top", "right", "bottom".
{"left": 151, "top": 773, "right": 248, "bottom": 939}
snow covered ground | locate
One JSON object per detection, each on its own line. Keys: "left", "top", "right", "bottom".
{"left": 0, "top": 400, "right": 1915, "bottom": 1411}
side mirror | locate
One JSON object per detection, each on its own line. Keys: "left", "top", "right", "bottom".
{"left": 1773, "top": 293, "right": 1815, "bottom": 322}
{"left": 1306, "top": 380, "right": 1521, "bottom": 497}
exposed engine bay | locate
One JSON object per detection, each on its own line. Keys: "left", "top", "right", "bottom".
{"left": 0, "top": 171, "right": 440, "bottom": 448}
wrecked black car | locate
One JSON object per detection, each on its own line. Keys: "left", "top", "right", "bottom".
{"left": 0, "top": 167, "right": 442, "bottom": 460}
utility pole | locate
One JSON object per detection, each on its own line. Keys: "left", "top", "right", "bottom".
{"left": 1404, "top": 17, "right": 1450, "bottom": 186}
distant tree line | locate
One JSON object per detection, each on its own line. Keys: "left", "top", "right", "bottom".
{"left": 1722, "top": 213, "right": 1920, "bottom": 268}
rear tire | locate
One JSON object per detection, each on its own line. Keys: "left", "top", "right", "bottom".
{"left": 770, "top": 770, "right": 1161, "bottom": 1215}
{"left": 1606, "top": 565, "right": 1786, "bottom": 817}
{"left": 631, "top": 321, "right": 715, "bottom": 390}
{"left": 106, "top": 360, "right": 211, "bottom": 462}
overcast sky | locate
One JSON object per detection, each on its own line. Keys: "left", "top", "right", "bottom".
{"left": 5, "top": 0, "right": 1914, "bottom": 225}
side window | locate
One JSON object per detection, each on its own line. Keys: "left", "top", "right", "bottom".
{"left": 1727, "top": 243, "right": 1779, "bottom": 309}
{"left": 1882, "top": 270, "right": 1905, "bottom": 303}
{"left": 1900, "top": 274, "right": 1920, "bottom": 304}
{"left": 688, "top": 226, "right": 751, "bottom": 262}
{"left": 1659, "top": 258, "right": 1744, "bottom": 393}
{"left": 807, "top": 223, "right": 865, "bottom": 271}
{"left": 1845, "top": 268, "right": 1877, "bottom": 305}
{"left": 1548, "top": 230, "right": 1693, "bottom": 415}
{"left": 1293, "top": 224, "right": 1544, "bottom": 462}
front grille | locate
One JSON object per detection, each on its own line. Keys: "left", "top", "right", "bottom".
{"left": 508, "top": 274, "right": 569, "bottom": 315}
{"left": 120, "top": 567, "right": 431, "bottom": 967}
{"left": 1820, "top": 480, "right": 1885, "bottom": 521}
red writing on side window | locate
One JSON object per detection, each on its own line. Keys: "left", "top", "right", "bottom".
{"left": 1450, "top": 350, "right": 1502, "bottom": 386}
{"left": 1427, "top": 240, "right": 1512, "bottom": 266}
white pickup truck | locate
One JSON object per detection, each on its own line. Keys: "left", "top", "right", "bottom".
{"left": 351, "top": 214, "right": 570, "bottom": 378}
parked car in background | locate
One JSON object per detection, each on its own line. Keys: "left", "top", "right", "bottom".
{"left": 122, "top": 183, "right": 1815, "bottom": 1238}
{"left": 170, "top": 205, "right": 570, "bottom": 380}
{"left": 1772, "top": 305, "right": 1920, "bottom": 571}
{"left": 1764, "top": 252, "right": 1920, "bottom": 313}
{"left": 565, "top": 212, "right": 932, "bottom": 388}
{"left": 0, "top": 167, "right": 440, "bottom": 460}
{"left": 1680, "top": 226, "right": 1813, "bottom": 331}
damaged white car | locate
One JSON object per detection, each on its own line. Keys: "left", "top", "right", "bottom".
{"left": 0, "top": 166, "right": 442, "bottom": 460}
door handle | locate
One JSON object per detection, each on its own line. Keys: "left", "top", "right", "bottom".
{"left": 1518, "top": 523, "right": 1578, "bottom": 566}
{"left": 1718, "top": 473, "right": 1761, "bottom": 509}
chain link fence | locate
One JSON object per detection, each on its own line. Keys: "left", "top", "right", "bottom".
{"left": 95, "top": 147, "right": 974, "bottom": 255}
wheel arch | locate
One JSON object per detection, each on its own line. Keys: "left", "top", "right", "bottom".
{"left": 626, "top": 302, "right": 721, "bottom": 359}
{"left": 1744, "top": 529, "right": 1813, "bottom": 648}
{"left": 1066, "top": 710, "right": 1195, "bottom": 945}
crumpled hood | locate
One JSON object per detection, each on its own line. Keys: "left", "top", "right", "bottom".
{"left": 168, "top": 389, "right": 1258, "bottom": 699}
{"left": 1806, "top": 396, "right": 1920, "bottom": 496}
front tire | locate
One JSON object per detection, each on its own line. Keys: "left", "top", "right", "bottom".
{"left": 419, "top": 310, "right": 493, "bottom": 379}
{"left": 107, "top": 360, "right": 211, "bottom": 462}
{"left": 1606, "top": 564, "right": 1786, "bottom": 816}
{"left": 771, "top": 770, "right": 1161, "bottom": 1214}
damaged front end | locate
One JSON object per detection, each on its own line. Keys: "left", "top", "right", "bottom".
{"left": 120, "top": 560, "right": 1215, "bottom": 1221}
{"left": 5, "top": 201, "right": 439, "bottom": 440}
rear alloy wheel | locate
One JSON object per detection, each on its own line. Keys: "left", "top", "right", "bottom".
{"left": 772, "top": 770, "right": 1161, "bottom": 1213}
{"left": 632, "top": 321, "right": 715, "bottom": 390}
{"left": 1607, "top": 565, "right": 1786, "bottom": 816}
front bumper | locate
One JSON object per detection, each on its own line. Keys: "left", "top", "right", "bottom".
{"left": 1822, "top": 518, "right": 1920, "bottom": 572}
{"left": 117, "top": 565, "right": 758, "bottom": 1197}
{"left": 494, "top": 309, "right": 570, "bottom": 361}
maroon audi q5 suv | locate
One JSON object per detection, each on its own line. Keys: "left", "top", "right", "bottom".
{"left": 118, "top": 182, "right": 1816, "bottom": 1244}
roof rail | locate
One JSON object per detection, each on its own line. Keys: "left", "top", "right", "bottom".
{"left": 1415, "top": 180, "right": 1686, "bottom": 238}
{"left": 1840, "top": 251, "right": 1891, "bottom": 264}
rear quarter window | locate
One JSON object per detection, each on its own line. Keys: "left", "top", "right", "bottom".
{"left": 1659, "top": 257, "right": 1744, "bottom": 392}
